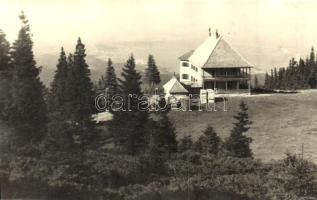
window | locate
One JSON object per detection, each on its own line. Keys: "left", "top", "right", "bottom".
{"left": 182, "top": 62, "right": 189, "bottom": 67}
{"left": 182, "top": 74, "right": 189, "bottom": 79}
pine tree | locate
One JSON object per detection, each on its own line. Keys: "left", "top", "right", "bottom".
{"left": 109, "top": 55, "right": 149, "bottom": 154}
{"left": 150, "top": 98, "right": 177, "bottom": 154}
{"left": 225, "top": 101, "right": 253, "bottom": 158}
{"left": 8, "top": 12, "right": 47, "bottom": 155}
{"left": 44, "top": 47, "right": 75, "bottom": 155}
{"left": 308, "top": 47, "right": 317, "bottom": 88}
{"left": 178, "top": 135, "right": 193, "bottom": 152}
{"left": 273, "top": 67, "right": 279, "bottom": 89}
{"left": 254, "top": 75, "right": 259, "bottom": 88}
{"left": 264, "top": 72, "right": 269, "bottom": 89}
{"left": 97, "top": 58, "right": 118, "bottom": 111}
{"left": 49, "top": 47, "right": 68, "bottom": 113}
{"left": 270, "top": 69, "right": 275, "bottom": 89}
{"left": 145, "top": 54, "right": 161, "bottom": 88}
{"left": 194, "top": 125, "right": 221, "bottom": 155}
{"left": 0, "top": 29, "right": 11, "bottom": 119}
{"left": 71, "top": 38, "right": 94, "bottom": 127}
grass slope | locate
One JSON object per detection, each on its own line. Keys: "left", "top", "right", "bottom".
{"left": 169, "top": 90, "right": 317, "bottom": 163}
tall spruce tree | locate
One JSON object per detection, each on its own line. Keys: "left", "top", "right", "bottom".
{"left": 194, "top": 125, "right": 221, "bottom": 155}
{"left": 150, "top": 98, "right": 177, "bottom": 154}
{"left": 273, "top": 68, "right": 278, "bottom": 89}
{"left": 270, "top": 69, "right": 274, "bottom": 89}
{"left": 8, "top": 12, "right": 47, "bottom": 155}
{"left": 68, "top": 38, "right": 96, "bottom": 147}
{"left": 49, "top": 47, "right": 68, "bottom": 113}
{"left": 225, "top": 101, "right": 253, "bottom": 158}
{"left": 0, "top": 29, "right": 11, "bottom": 119}
{"left": 145, "top": 54, "right": 161, "bottom": 87}
{"left": 71, "top": 38, "right": 94, "bottom": 126}
{"left": 109, "top": 55, "right": 149, "bottom": 154}
{"left": 45, "top": 47, "right": 74, "bottom": 154}
{"left": 309, "top": 47, "right": 317, "bottom": 88}
{"left": 97, "top": 58, "right": 118, "bottom": 111}
{"left": 264, "top": 72, "right": 269, "bottom": 89}
{"left": 254, "top": 75, "right": 259, "bottom": 88}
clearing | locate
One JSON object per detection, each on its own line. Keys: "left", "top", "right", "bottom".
{"left": 169, "top": 90, "right": 317, "bottom": 163}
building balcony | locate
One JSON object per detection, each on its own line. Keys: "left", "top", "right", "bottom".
{"left": 203, "top": 74, "right": 250, "bottom": 81}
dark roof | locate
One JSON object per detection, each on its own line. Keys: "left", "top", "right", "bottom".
{"left": 170, "top": 80, "right": 188, "bottom": 94}
{"left": 202, "top": 38, "right": 252, "bottom": 68}
{"left": 163, "top": 76, "right": 189, "bottom": 94}
{"left": 178, "top": 50, "right": 194, "bottom": 61}
{"left": 178, "top": 35, "right": 252, "bottom": 68}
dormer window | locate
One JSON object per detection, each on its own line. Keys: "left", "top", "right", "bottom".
{"left": 182, "top": 62, "right": 189, "bottom": 67}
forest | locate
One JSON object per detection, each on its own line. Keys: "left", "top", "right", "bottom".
{"left": 0, "top": 13, "right": 316, "bottom": 200}
{"left": 262, "top": 47, "right": 317, "bottom": 90}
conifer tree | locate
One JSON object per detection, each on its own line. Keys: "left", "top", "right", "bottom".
{"left": 194, "top": 125, "right": 221, "bottom": 155}
{"left": 225, "top": 101, "right": 252, "bottom": 158}
{"left": 145, "top": 54, "right": 161, "bottom": 87}
{"left": 49, "top": 47, "right": 68, "bottom": 113}
{"left": 309, "top": 47, "right": 317, "bottom": 88}
{"left": 178, "top": 135, "right": 193, "bottom": 152}
{"left": 273, "top": 68, "right": 278, "bottom": 89}
{"left": 44, "top": 47, "right": 75, "bottom": 155}
{"left": 150, "top": 98, "right": 177, "bottom": 154}
{"left": 0, "top": 29, "right": 11, "bottom": 119}
{"left": 109, "top": 55, "right": 149, "bottom": 154}
{"left": 71, "top": 38, "right": 94, "bottom": 127}
{"left": 71, "top": 38, "right": 97, "bottom": 149}
{"left": 264, "top": 72, "right": 269, "bottom": 89}
{"left": 254, "top": 75, "right": 259, "bottom": 88}
{"left": 8, "top": 12, "right": 47, "bottom": 155}
{"left": 97, "top": 58, "right": 118, "bottom": 111}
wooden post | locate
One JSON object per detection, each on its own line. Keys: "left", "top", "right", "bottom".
{"left": 202, "top": 70, "right": 205, "bottom": 89}
{"left": 225, "top": 81, "right": 228, "bottom": 91}
{"left": 237, "top": 80, "right": 240, "bottom": 93}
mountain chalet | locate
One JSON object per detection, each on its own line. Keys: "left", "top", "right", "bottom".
{"left": 164, "top": 30, "right": 253, "bottom": 102}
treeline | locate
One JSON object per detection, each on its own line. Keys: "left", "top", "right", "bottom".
{"left": 0, "top": 13, "right": 316, "bottom": 200}
{"left": 264, "top": 47, "right": 317, "bottom": 90}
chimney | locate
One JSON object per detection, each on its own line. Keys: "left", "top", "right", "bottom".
{"left": 216, "top": 30, "right": 220, "bottom": 38}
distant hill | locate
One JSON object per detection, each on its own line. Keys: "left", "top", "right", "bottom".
{"left": 39, "top": 53, "right": 172, "bottom": 88}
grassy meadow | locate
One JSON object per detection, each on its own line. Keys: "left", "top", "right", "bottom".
{"left": 169, "top": 90, "right": 317, "bottom": 163}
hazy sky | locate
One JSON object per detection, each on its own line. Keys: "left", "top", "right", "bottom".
{"left": 1, "top": 0, "right": 317, "bottom": 72}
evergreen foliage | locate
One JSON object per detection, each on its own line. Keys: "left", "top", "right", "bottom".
{"left": 1, "top": 13, "right": 317, "bottom": 200}
{"left": 0, "top": 29, "right": 11, "bottom": 119}
{"left": 150, "top": 98, "right": 177, "bottom": 154}
{"left": 109, "top": 55, "right": 149, "bottom": 154}
{"left": 266, "top": 153, "right": 317, "bottom": 199}
{"left": 49, "top": 47, "right": 68, "bottom": 113}
{"left": 264, "top": 47, "right": 317, "bottom": 90}
{"left": 194, "top": 125, "right": 221, "bottom": 155}
{"left": 8, "top": 12, "right": 47, "bottom": 155}
{"left": 145, "top": 54, "right": 161, "bottom": 87}
{"left": 178, "top": 135, "right": 193, "bottom": 152}
{"left": 225, "top": 101, "right": 253, "bottom": 158}
{"left": 96, "top": 58, "right": 118, "bottom": 111}
{"left": 253, "top": 75, "right": 259, "bottom": 88}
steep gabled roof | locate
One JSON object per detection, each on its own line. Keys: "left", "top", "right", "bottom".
{"left": 179, "top": 50, "right": 194, "bottom": 61}
{"left": 163, "top": 76, "right": 188, "bottom": 94}
{"left": 203, "top": 38, "right": 252, "bottom": 68}
{"left": 179, "top": 34, "right": 252, "bottom": 68}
